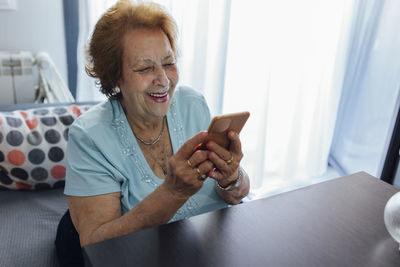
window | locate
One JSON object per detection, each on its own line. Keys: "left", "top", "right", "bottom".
{"left": 75, "top": 0, "right": 400, "bottom": 199}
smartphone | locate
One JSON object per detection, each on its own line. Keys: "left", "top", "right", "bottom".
{"left": 197, "top": 111, "right": 250, "bottom": 150}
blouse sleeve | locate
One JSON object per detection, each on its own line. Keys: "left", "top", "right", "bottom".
{"left": 64, "top": 123, "right": 121, "bottom": 196}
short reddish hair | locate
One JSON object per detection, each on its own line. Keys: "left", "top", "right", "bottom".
{"left": 85, "top": 0, "right": 178, "bottom": 99}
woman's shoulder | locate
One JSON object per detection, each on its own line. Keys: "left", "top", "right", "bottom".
{"left": 174, "top": 85, "right": 207, "bottom": 109}
{"left": 175, "top": 85, "right": 205, "bottom": 100}
{"left": 172, "top": 85, "right": 211, "bottom": 134}
{"left": 71, "top": 99, "right": 118, "bottom": 132}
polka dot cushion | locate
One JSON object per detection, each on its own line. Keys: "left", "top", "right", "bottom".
{"left": 0, "top": 104, "right": 93, "bottom": 190}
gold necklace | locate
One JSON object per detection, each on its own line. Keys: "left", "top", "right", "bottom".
{"left": 140, "top": 128, "right": 171, "bottom": 177}
{"left": 133, "top": 117, "right": 165, "bottom": 146}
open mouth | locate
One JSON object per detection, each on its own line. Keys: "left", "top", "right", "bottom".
{"left": 147, "top": 91, "right": 169, "bottom": 103}
{"left": 147, "top": 91, "right": 168, "bottom": 98}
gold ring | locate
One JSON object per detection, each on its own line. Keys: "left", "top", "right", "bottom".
{"left": 226, "top": 155, "right": 233, "bottom": 165}
{"left": 196, "top": 168, "right": 207, "bottom": 181}
{"left": 187, "top": 159, "right": 193, "bottom": 168}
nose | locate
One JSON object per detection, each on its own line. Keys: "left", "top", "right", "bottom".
{"left": 154, "top": 66, "right": 169, "bottom": 88}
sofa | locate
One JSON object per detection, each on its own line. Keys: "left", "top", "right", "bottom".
{"left": 0, "top": 101, "right": 97, "bottom": 267}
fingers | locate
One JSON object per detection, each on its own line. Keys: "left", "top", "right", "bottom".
{"left": 187, "top": 150, "right": 210, "bottom": 181}
{"left": 208, "top": 151, "right": 233, "bottom": 173}
{"left": 196, "top": 160, "right": 214, "bottom": 179}
{"left": 206, "top": 133, "right": 242, "bottom": 165}
{"left": 188, "top": 150, "right": 209, "bottom": 167}
{"left": 166, "top": 157, "right": 209, "bottom": 197}
{"left": 187, "top": 151, "right": 214, "bottom": 181}
{"left": 206, "top": 131, "right": 243, "bottom": 182}
{"left": 210, "top": 167, "right": 238, "bottom": 183}
{"left": 205, "top": 139, "right": 232, "bottom": 162}
{"left": 228, "top": 131, "right": 242, "bottom": 154}
{"left": 165, "top": 132, "right": 213, "bottom": 198}
{"left": 176, "top": 131, "right": 208, "bottom": 159}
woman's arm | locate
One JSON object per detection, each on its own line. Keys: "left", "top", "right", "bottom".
{"left": 68, "top": 131, "right": 213, "bottom": 247}
{"left": 68, "top": 183, "right": 188, "bottom": 246}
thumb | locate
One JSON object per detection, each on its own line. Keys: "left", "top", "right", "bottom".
{"left": 176, "top": 131, "right": 208, "bottom": 159}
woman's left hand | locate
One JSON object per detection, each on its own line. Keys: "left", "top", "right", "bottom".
{"left": 206, "top": 131, "right": 243, "bottom": 187}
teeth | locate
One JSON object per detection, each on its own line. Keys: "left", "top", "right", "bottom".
{"left": 148, "top": 91, "right": 168, "bottom": 98}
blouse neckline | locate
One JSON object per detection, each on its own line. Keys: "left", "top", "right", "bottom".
{"left": 110, "top": 93, "right": 203, "bottom": 220}
{"left": 113, "top": 97, "right": 185, "bottom": 185}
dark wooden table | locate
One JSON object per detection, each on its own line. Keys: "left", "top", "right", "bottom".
{"left": 83, "top": 172, "right": 400, "bottom": 267}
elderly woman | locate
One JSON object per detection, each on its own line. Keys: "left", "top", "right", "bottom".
{"left": 56, "top": 0, "right": 250, "bottom": 265}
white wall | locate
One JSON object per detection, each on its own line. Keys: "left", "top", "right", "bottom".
{"left": 0, "top": 0, "right": 67, "bottom": 84}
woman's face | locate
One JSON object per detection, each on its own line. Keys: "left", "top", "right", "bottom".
{"left": 119, "top": 27, "right": 179, "bottom": 121}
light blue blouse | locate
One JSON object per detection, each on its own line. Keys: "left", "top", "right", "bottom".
{"left": 64, "top": 86, "right": 228, "bottom": 222}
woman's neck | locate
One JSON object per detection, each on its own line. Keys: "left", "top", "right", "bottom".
{"left": 120, "top": 99, "right": 164, "bottom": 138}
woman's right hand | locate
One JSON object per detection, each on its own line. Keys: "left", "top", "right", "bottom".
{"left": 164, "top": 131, "right": 213, "bottom": 198}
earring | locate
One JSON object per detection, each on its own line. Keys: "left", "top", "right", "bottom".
{"left": 114, "top": 86, "right": 121, "bottom": 94}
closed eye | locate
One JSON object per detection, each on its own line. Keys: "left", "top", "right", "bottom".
{"left": 135, "top": 67, "right": 153, "bottom": 73}
{"left": 163, "top": 62, "right": 176, "bottom": 67}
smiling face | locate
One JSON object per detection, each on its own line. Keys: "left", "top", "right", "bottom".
{"left": 119, "top": 27, "right": 179, "bottom": 123}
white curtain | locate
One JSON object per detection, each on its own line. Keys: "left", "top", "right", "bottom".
{"left": 76, "top": 0, "right": 108, "bottom": 101}
{"left": 76, "top": 0, "right": 364, "bottom": 199}
{"left": 330, "top": 0, "right": 400, "bottom": 178}
{"left": 223, "top": 0, "right": 356, "bottom": 197}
